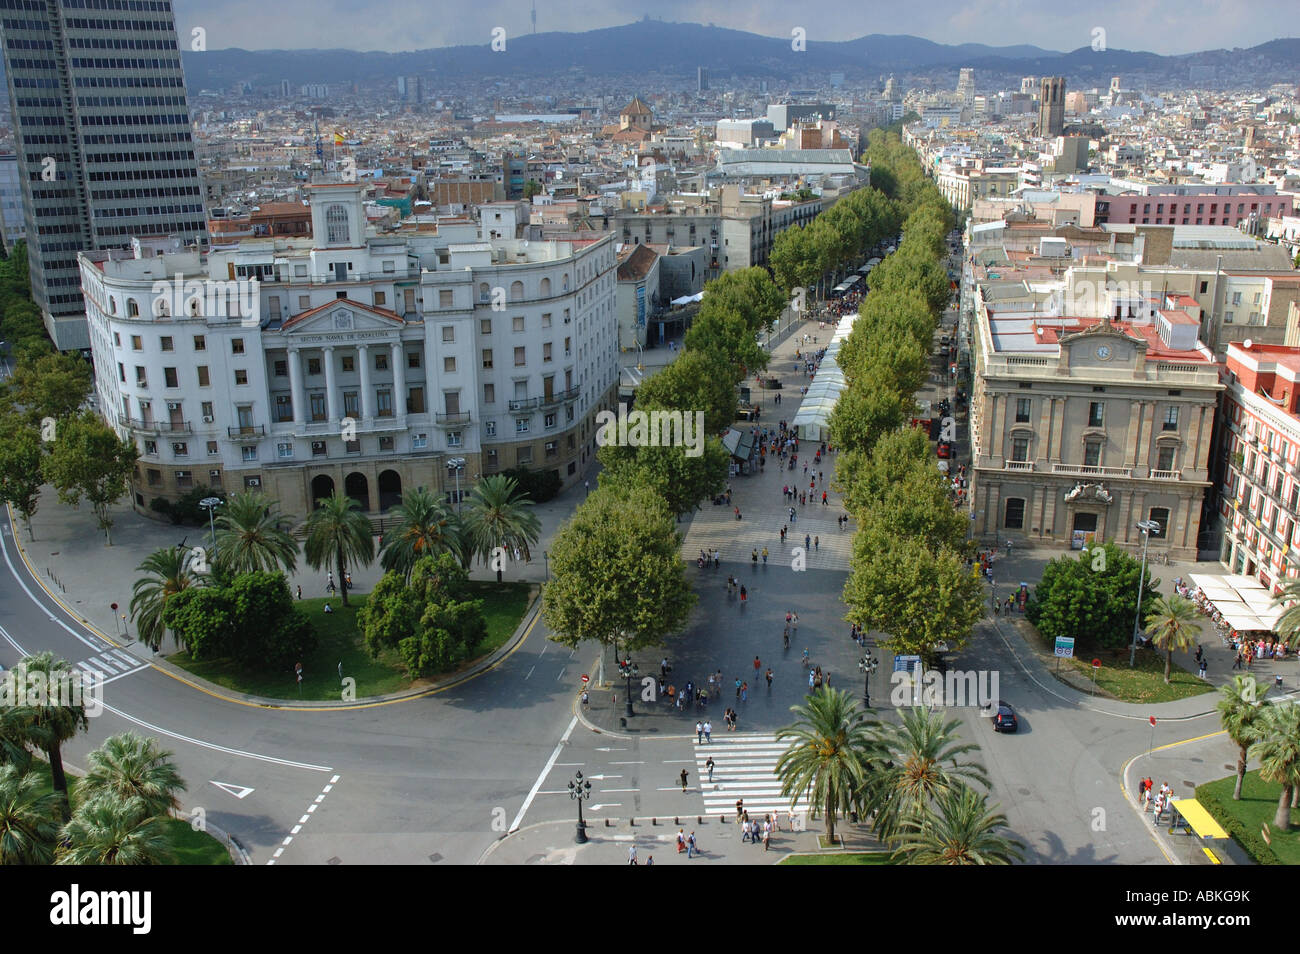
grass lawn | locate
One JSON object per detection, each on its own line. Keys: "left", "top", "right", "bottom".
{"left": 780, "top": 852, "right": 894, "bottom": 865}
{"left": 1025, "top": 624, "right": 1212, "bottom": 704}
{"left": 26, "top": 762, "right": 231, "bottom": 864}
{"left": 168, "top": 583, "right": 535, "bottom": 701}
{"left": 1197, "top": 770, "right": 1300, "bottom": 865}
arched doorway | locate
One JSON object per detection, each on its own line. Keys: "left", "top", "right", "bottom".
{"left": 310, "top": 474, "right": 335, "bottom": 509}
{"left": 345, "top": 472, "right": 370, "bottom": 512}
{"left": 378, "top": 470, "right": 402, "bottom": 511}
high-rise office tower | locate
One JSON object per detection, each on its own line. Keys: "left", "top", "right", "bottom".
{"left": 956, "top": 67, "right": 975, "bottom": 104}
{"left": 0, "top": 0, "right": 208, "bottom": 350}
{"left": 697, "top": 66, "right": 708, "bottom": 92}
{"left": 1038, "top": 76, "right": 1066, "bottom": 138}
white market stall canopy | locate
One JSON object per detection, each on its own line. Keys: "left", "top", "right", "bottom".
{"left": 790, "top": 315, "right": 855, "bottom": 443}
{"left": 1187, "top": 573, "right": 1286, "bottom": 632}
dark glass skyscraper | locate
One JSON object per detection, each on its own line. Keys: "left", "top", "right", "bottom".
{"left": 0, "top": 0, "right": 207, "bottom": 350}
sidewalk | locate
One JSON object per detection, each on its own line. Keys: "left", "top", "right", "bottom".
{"left": 481, "top": 816, "right": 884, "bottom": 865}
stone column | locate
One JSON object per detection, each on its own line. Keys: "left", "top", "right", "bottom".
{"left": 358, "top": 344, "right": 373, "bottom": 421}
{"left": 322, "top": 346, "right": 337, "bottom": 424}
{"left": 288, "top": 347, "right": 305, "bottom": 426}
{"left": 1124, "top": 400, "right": 1144, "bottom": 470}
{"left": 392, "top": 341, "right": 407, "bottom": 420}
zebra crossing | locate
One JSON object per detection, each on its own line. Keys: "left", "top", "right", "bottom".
{"left": 74, "top": 647, "right": 148, "bottom": 685}
{"left": 694, "top": 732, "right": 812, "bottom": 818}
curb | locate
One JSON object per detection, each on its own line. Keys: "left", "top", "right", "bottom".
{"left": 5, "top": 503, "right": 545, "bottom": 711}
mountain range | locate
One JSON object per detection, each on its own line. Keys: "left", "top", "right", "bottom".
{"left": 175, "top": 21, "right": 1300, "bottom": 90}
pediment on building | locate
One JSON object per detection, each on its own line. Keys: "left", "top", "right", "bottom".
{"left": 282, "top": 300, "right": 405, "bottom": 336}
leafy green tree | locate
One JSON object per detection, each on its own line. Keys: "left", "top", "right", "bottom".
{"left": 891, "top": 784, "right": 1024, "bottom": 865}
{"left": 1026, "top": 543, "right": 1157, "bottom": 651}
{"left": 1271, "top": 580, "right": 1300, "bottom": 651}
{"left": 57, "top": 798, "right": 173, "bottom": 865}
{"left": 225, "top": 572, "right": 315, "bottom": 669}
{"left": 0, "top": 417, "right": 43, "bottom": 539}
{"left": 304, "top": 491, "right": 374, "bottom": 607}
{"left": 1248, "top": 702, "right": 1300, "bottom": 831}
{"left": 827, "top": 386, "right": 911, "bottom": 462}
{"left": 596, "top": 435, "right": 729, "bottom": 519}
{"left": 775, "top": 687, "right": 883, "bottom": 844}
{"left": 214, "top": 491, "right": 299, "bottom": 576}
{"left": 770, "top": 224, "right": 824, "bottom": 295}
{"left": 41, "top": 408, "right": 137, "bottom": 545}
{"left": 843, "top": 533, "right": 983, "bottom": 666}
{"left": 1144, "top": 594, "right": 1202, "bottom": 684}
{"left": 0, "top": 764, "right": 61, "bottom": 864}
{"left": 856, "top": 467, "right": 969, "bottom": 554}
{"left": 130, "top": 545, "right": 203, "bottom": 651}
{"left": 359, "top": 553, "right": 487, "bottom": 677}
{"left": 160, "top": 586, "right": 233, "bottom": 659}
{"left": 543, "top": 483, "right": 696, "bottom": 657}
{"left": 701, "top": 268, "right": 787, "bottom": 333}
{"left": 500, "top": 466, "right": 562, "bottom": 504}
{"left": 378, "top": 486, "right": 460, "bottom": 579}
{"left": 11, "top": 652, "right": 88, "bottom": 820}
{"left": 0, "top": 351, "right": 92, "bottom": 427}
{"left": 1217, "top": 675, "right": 1270, "bottom": 801}
{"left": 632, "top": 349, "right": 737, "bottom": 436}
{"left": 866, "top": 707, "right": 990, "bottom": 842}
{"left": 462, "top": 474, "right": 541, "bottom": 583}
{"left": 833, "top": 427, "right": 931, "bottom": 516}
{"left": 79, "top": 732, "right": 186, "bottom": 823}
{"left": 683, "top": 304, "right": 766, "bottom": 377}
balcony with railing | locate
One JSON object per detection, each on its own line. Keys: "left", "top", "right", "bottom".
{"left": 1052, "top": 463, "right": 1132, "bottom": 478}
{"left": 508, "top": 397, "right": 540, "bottom": 412}
{"left": 228, "top": 424, "right": 266, "bottom": 439}
{"left": 1149, "top": 469, "right": 1181, "bottom": 480}
{"left": 1004, "top": 460, "right": 1035, "bottom": 472}
{"left": 435, "top": 411, "right": 471, "bottom": 426}
{"left": 128, "top": 419, "right": 192, "bottom": 435}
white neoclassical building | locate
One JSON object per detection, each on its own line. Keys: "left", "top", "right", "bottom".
{"left": 79, "top": 182, "right": 619, "bottom": 518}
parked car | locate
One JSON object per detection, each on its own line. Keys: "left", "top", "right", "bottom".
{"left": 992, "top": 701, "right": 1018, "bottom": 733}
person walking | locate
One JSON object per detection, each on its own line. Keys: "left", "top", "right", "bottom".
{"left": 761, "top": 546, "right": 769, "bottom": 564}
{"left": 1199, "top": 658, "right": 1208, "bottom": 679}
{"left": 696, "top": 720, "right": 704, "bottom": 743}
{"left": 754, "top": 655, "right": 762, "bottom": 678}
{"left": 629, "top": 844, "right": 638, "bottom": 865}
{"left": 804, "top": 533, "right": 811, "bottom": 550}
{"left": 296, "top": 584, "right": 302, "bottom": 600}
{"left": 741, "top": 681, "right": 748, "bottom": 703}
{"left": 739, "top": 585, "right": 747, "bottom": 604}
{"left": 821, "top": 491, "right": 828, "bottom": 506}
{"left": 808, "top": 668, "right": 816, "bottom": 690}
{"left": 752, "top": 548, "right": 759, "bottom": 567}
{"left": 687, "top": 831, "right": 697, "bottom": 859}
{"left": 706, "top": 755, "right": 715, "bottom": 782}
{"left": 703, "top": 720, "right": 712, "bottom": 742}
{"left": 765, "top": 667, "right": 773, "bottom": 689}
{"left": 679, "top": 769, "right": 689, "bottom": 793}
{"left": 814, "top": 535, "right": 819, "bottom": 551}
{"left": 783, "top": 624, "right": 790, "bottom": 648}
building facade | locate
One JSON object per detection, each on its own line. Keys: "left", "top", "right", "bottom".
{"left": 1037, "top": 77, "right": 1066, "bottom": 138}
{"left": 79, "top": 183, "right": 619, "bottom": 519}
{"left": 1, "top": 0, "right": 208, "bottom": 350}
{"left": 969, "top": 305, "right": 1222, "bottom": 559}
{"left": 1217, "top": 342, "right": 1300, "bottom": 592}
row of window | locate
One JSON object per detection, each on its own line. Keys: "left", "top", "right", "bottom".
{"left": 1010, "top": 398, "right": 1179, "bottom": 430}
{"left": 1002, "top": 497, "right": 1170, "bottom": 533}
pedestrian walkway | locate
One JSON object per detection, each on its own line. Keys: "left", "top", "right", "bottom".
{"left": 695, "top": 732, "right": 810, "bottom": 819}
{"left": 74, "top": 646, "right": 148, "bottom": 685}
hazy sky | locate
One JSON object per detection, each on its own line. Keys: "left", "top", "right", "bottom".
{"left": 173, "top": 0, "right": 1296, "bottom": 56}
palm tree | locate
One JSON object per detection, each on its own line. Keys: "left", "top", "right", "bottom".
{"left": 11, "top": 652, "right": 88, "bottom": 820}
{"left": 0, "top": 705, "right": 33, "bottom": 770}
{"left": 129, "top": 545, "right": 201, "bottom": 651}
{"left": 378, "top": 486, "right": 460, "bottom": 579}
{"left": 0, "top": 764, "right": 61, "bottom": 864}
{"left": 1248, "top": 701, "right": 1300, "bottom": 831}
{"left": 1274, "top": 580, "right": 1300, "bottom": 651}
{"left": 891, "top": 784, "right": 1025, "bottom": 865}
{"left": 775, "top": 687, "right": 884, "bottom": 844}
{"left": 57, "top": 797, "right": 173, "bottom": 865}
{"left": 1144, "top": 595, "right": 1202, "bottom": 684}
{"left": 461, "top": 475, "right": 541, "bottom": 583}
{"left": 214, "top": 491, "right": 298, "bottom": 576}
{"left": 79, "top": 732, "right": 186, "bottom": 823}
{"left": 1218, "top": 674, "right": 1270, "bottom": 801}
{"left": 867, "top": 707, "right": 990, "bottom": 842}
{"left": 304, "top": 490, "right": 374, "bottom": 607}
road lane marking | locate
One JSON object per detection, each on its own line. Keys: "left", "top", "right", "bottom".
{"left": 510, "top": 714, "right": 579, "bottom": 833}
{"left": 268, "top": 774, "right": 341, "bottom": 865}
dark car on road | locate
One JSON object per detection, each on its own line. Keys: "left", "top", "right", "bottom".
{"left": 992, "top": 701, "right": 1018, "bottom": 733}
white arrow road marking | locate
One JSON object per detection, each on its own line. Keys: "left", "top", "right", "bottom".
{"left": 210, "top": 780, "right": 255, "bottom": 799}
{"left": 587, "top": 803, "right": 621, "bottom": 812}
{"left": 584, "top": 774, "right": 622, "bottom": 781}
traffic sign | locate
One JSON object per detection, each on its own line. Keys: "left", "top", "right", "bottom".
{"left": 1091, "top": 658, "right": 1101, "bottom": 669}
{"left": 1149, "top": 716, "right": 1157, "bottom": 727}
{"left": 581, "top": 674, "right": 590, "bottom": 685}
{"left": 1054, "top": 636, "right": 1075, "bottom": 658}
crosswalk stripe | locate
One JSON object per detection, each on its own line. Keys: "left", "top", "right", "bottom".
{"left": 694, "top": 732, "right": 813, "bottom": 814}
{"left": 95, "top": 654, "right": 126, "bottom": 672}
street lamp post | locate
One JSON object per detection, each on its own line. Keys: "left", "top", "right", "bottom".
{"left": 858, "top": 652, "right": 878, "bottom": 707}
{"left": 199, "top": 496, "right": 222, "bottom": 567}
{"left": 445, "top": 457, "right": 466, "bottom": 514}
{"left": 543, "top": 550, "right": 549, "bottom": 582}
{"left": 1130, "top": 520, "right": 1161, "bottom": 668}
{"left": 617, "top": 656, "right": 638, "bottom": 718}
{"left": 568, "top": 770, "right": 592, "bottom": 844}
